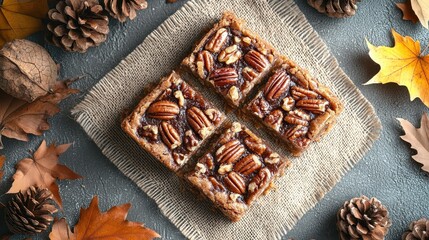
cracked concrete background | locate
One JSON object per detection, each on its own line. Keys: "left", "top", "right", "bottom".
{"left": 1, "top": 0, "right": 429, "bottom": 239}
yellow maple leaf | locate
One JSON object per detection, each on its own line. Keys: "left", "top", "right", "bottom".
{"left": 365, "top": 29, "right": 429, "bottom": 107}
{"left": 0, "top": 0, "right": 49, "bottom": 48}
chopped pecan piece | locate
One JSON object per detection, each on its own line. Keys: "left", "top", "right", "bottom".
{"left": 159, "top": 121, "right": 182, "bottom": 149}
{"left": 264, "top": 153, "right": 280, "bottom": 164}
{"left": 172, "top": 152, "right": 187, "bottom": 166}
{"left": 224, "top": 172, "right": 246, "bottom": 194}
{"left": 174, "top": 90, "right": 185, "bottom": 107}
{"left": 244, "top": 50, "right": 270, "bottom": 72}
{"left": 209, "top": 67, "right": 239, "bottom": 87}
{"left": 181, "top": 82, "right": 196, "bottom": 100}
{"left": 228, "top": 86, "right": 240, "bottom": 101}
{"left": 248, "top": 97, "right": 270, "bottom": 118}
{"left": 296, "top": 99, "right": 329, "bottom": 114}
{"left": 147, "top": 100, "right": 180, "bottom": 120}
{"left": 281, "top": 97, "right": 295, "bottom": 112}
{"left": 218, "top": 45, "right": 242, "bottom": 65}
{"left": 242, "top": 67, "right": 259, "bottom": 82}
{"left": 218, "top": 164, "right": 233, "bottom": 175}
{"left": 184, "top": 130, "right": 198, "bottom": 152}
{"left": 247, "top": 168, "right": 272, "bottom": 204}
{"left": 216, "top": 139, "right": 245, "bottom": 164}
{"left": 264, "top": 70, "right": 290, "bottom": 101}
{"left": 196, "top": 50, "right": 214, "bottom": 79}
{"left": 234, "top": 154, "right": 262, "bottom": 175}
{"left": 290, "top": 86, "right": 318, "bottom": 100}
{"left": 204, "top": 108, "right": 222, "bottom": 124}
{"left": 187, "top": 107, "right": 214, "bottom": 138}
{"left": 244, "top": 136, "right": 266, "bottom": 155}
{"left": 205, "top": 28, "right": 228, "bottom": 53}
{"left": 140, "top": 125, "right": 159, "bottom": 141}
{"left": 264, "top": 109, "right": 283, "bottom": 132}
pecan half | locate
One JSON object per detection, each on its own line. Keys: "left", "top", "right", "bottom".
{"left": 147, "top": 100, "right": 180, "bottom": 120}
{"left": 244, "top": 136, "right": 266, "bottom": 155}
{"left": 264, "top": 109, "right": 283, "bottom": 132}
{"left": 187, "top": 107, "right": 214, "bottom": 138}
{"left": 205, "top": 28, "right": 228, "bottom": 53}
{"left": 234, "top": 154, "right": 262, "bottom": 175}
{"left": 296, "top": 99, "right": 329, "bottom": 114}
{"left": 209, "top": 176, "right": 226, "bottom": 191}
{"left": 196, "top": 50, "right": 214, "bottom": 79}
{"left": 244, "top": 50, "right": 270, "bottom": 72}
{"left": 209, "top": 67, "right": 239, "bottom": 87}
{"left": 290, "top": 86, "right": 318, "bottom": 100}
{"left": 224, "top": 172, "right": 246, "bottom": 194}
{"left": 159, "top": 121, "right": 181, "bottom": 149}
{"left": 284, "top": 125, "right": 308, "bottom": 140}
{"left": 242, "top": 67, "right": 259, "bottom": 82}
{"left": 264, "top": 70, "right": 290, "bottom": 101}
{"left": 218, "top": 45, "right": 242, "bottom": 65}
{"left": 284, "top": 109, "right": 311, "bottom": 126}
{"left": 216, "top": 139, "right": 245, "bottom": 164}
{"left": 247, "top": 168, "right": 272, "bottom": 204}
{"left": 248, "top": 97, "right": 270, "bottom": 118}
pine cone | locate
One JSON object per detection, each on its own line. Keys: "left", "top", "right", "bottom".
{"left": 402, "top": 218, "right": 429, "bottom": 240}
{"left": 104, "top": 0, "right": 148, "bottom": 22}
{"left": 5, "top": 187, "right": 58, "bottom": 234}
{"left": 337, "top": 196, "right": 391, "bottom": 240}
{"left": 308, "top": 0, "right": 361, "bottom": 18}
{"left": 46, "top": 0, "right": 109, "bottom": 53}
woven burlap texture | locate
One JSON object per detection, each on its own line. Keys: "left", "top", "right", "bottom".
{"left": 72, "top": 0, "right": 381, "bottom": 239}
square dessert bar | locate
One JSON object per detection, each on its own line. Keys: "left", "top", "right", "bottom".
{"left": 246, "top": 56, "right": 343, "bottom": 156}
{"left": 187, "top": 122, "right": 290, "bottom": 222}
{"left": 122, "top": 71, "right": 225, "bottom": 172}
{"left": 182, "top": 12, "right": 278, "bottom": 107}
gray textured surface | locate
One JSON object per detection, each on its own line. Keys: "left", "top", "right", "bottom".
{"left": 0, "top": 0, "right": 428, "bottom": 239}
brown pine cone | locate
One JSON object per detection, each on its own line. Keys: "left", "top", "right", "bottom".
{"left": 337, "top": 196, "right": 391, "bottom": 240}
{"left": 308, "top": 0, "right": 361, "bottom": 18}
{"left": 46, "top": 0, "right": 109, "bottom": 53}
{"left": 5, "top": 187, "right": 58, "bottom": 234}
{"left": 104, "top": 0, "right": 148, "bottom": 22}
{"left": 402, "top": 218, "right": 429, "bottom": 240}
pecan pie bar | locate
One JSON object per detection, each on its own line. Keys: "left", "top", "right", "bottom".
{"left": 246, "top": 56, "right": 343, "bottom": 156}
{"left": 187, "top": 122, "right": 290, "bottom": 221}
{"left": 122, "top": 71, "right": 225, "bottom": 172}
{"left": 182, "top": 12, "right": 278, "bottom": 107}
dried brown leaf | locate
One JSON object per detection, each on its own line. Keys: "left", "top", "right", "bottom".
{"left": 396, "top": 0, "right": 419, "bottom": 24}
{"left": 7, "top": 140, "right": 82, "bottom": 207}
{"left": 50, "top": 196, "right": 160, "bottom": 240}
{"left": 398, "top": 113, "right": 429, "bottom": 173}
{"left": 0, "top": 81, "right": 78, "bottom": 149}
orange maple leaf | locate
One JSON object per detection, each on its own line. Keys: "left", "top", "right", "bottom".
{"left": 0, "top": 81, "right": 78, "bottom": 149}
{"left": 398, "top": 113, "right": 429, "bottom": 173}
{"left": 396, "top": 0, "right": 419, "bottom": 24}
{"left": 0, "top": 155, "right": 5, "bottom": 181}
{"left": 0, "top": 0, "right": 49, "bottom": 47}
{"left": 50, "top": 196, "right": 161, "bottom": 240}
{"left": 365, "top": 29, "right": 429, "bottom": 107}
{"left": 7, "top": 140, "right": 82, "bottom": 207}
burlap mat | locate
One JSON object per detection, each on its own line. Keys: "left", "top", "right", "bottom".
{"left": 72, "top": 0, "right": 381, "bottom": 239}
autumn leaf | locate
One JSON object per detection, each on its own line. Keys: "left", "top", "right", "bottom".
{"left": 50, "top": 196, "right": 160, "bottom": 240}
{"left": 396, "top": 0, "right": 419, "bottom": 24}
{"left": 411, "top": 0, "right": 429, "bottom": 29}
{"left": 365, "top": 29, "right": 429, "bottom": 107}
{"left": 398, "top": 113, "right": 429, "bottom": 173}
{"left": 0, "top": 81, "right": 78, "bottom": 149}
{"left": 7, "top": 140, "right": 82, "bottom": 207}
{"left": 0, "top": 0, "right": 49, "bottom": 47}
{"left": 0, "top": 155, "right": 5, "bottom": 181}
